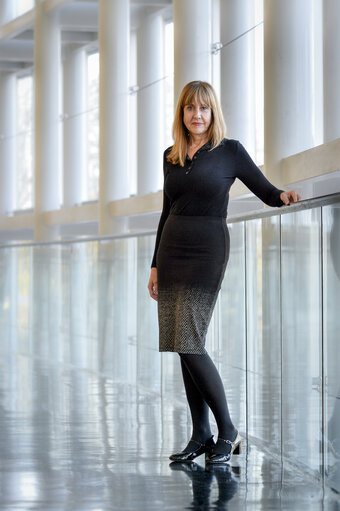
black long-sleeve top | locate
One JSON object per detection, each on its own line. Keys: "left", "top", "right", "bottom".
{"left": 151, "top": 138, "right": 285, "bottom": 268}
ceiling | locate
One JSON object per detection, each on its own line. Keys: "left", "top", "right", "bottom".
{"left": 0, "top": 0, "right": 172, "bottom": 72}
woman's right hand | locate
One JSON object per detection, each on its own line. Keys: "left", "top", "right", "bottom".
{"left": 148, "top": 267, "right": 158, "bottom": 301}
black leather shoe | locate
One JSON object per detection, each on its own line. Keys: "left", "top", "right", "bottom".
{"left": 205, "top": 431, "right": 242, "bottom": 464}
{"left": 169, "top": 435, "right": 215, "bottom": 462}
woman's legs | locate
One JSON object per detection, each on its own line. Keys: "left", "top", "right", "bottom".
{"left": 180, "top": 356, "right": 213, "bottom": 443}
{"left": 179, "top": 352, "right": 237, "bottom": 441}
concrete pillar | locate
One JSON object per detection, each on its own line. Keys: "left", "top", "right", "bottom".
{"left": 137, "top": 13, "right": 164, "bottom": 195}
{"left": 0, "top": 72, "right": 16, "bottom": 215}
{"left": 34, "top": 2, "right": 61, "bottom": 240}
{"left": 323, "top": 0, "right": 340, "bottom": 142}
{"left": 98, "top": 0, "right": 130, "bottom": 235}
{"left": 264, "top": 0, "right": 319, "bottom": 185}
{"left": 63, "top": 47, "right": 86, "bottom": 207}
{"left": 173, "top": 0, "right": 212, "bottom": 104}
{"left": 220, "top": 0, "right": 255, "bottom": 152}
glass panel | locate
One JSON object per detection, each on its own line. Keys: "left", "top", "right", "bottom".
{"left": 246, "top": 215, "right": 281, "bottom": 451}
{"left": 281, "top": 207, "right": 322, "bottom": 475}
{"left": 323, "top": 203, "right": 340, "bottom": 492}
{"left": 17, "top": 246, "right": 32, "bottom": 354}
{"left": 67, "top": 242, "right": 96, "bottom": 370}
{"left": 137, "top": 235, "right": 161, "bottom": 393}
{"left": 31, "top": 245, "right": 62, "bottom": 360}
{"left": 97, "top": 239, "right": 133, "bottom": 381}
{"left": 219, "top": 221, "right": 246, "bottom": 435}
{"left": 0, "top": 248, "right": 18, "bottom": 354}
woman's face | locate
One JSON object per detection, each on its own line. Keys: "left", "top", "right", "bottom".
{"left": 183, "top": 100, "right": 212, "bottom": 140}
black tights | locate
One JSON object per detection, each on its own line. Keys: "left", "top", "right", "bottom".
{"left": 179, "top": 352, "right": 237, "bottom": 443}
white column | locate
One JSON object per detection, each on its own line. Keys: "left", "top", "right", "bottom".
{"left": 63, "top": 47, "right": 86, "bottom": 207}
{"left": 0, "top": 0, "right": 15, "bottom": 24}
{"left": 34, "top": 2, "right": 61, "bottom": 240}
{"left": 137, "top": 13, "right": 164, "bottom": 195}
{"left": 98, "top": 0, "right": 130, "bottom": 235}
{"left": 264, "top": 0, "right": 317, "bottom": 184}
{"left": 0, "top": 72, "right": 16, "bottom": 215}
{"left": 173, "top": 0, "right": 212, "bottom": 104}
{"left": 323, "top": 0, "right": 340, "bottom": 142}
{"left": 220, "top": 0, "right": 255, "bottom": 152}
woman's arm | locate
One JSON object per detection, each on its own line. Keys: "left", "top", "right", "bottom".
{"left": 234, "top": 140, "right": 297, "bottom": 207}
{"left": 150, "top": 149, "right": 171, "bottom": 268}
{"left": 148, "top": 150, "right": 171, "bottom": 301}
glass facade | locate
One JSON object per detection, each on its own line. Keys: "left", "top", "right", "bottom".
{"left": 86, "top": 52, "right": 99, "bottom": 202}
{"left": 16, "top": 75, "right": 34, "bottom": 210}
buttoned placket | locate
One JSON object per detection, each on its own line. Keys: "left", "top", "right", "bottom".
{"left": 185, "top": 151, "right": 200, "bottom": 174}
{"left": 185, "top": 141, "right": 213, "bottom": 174}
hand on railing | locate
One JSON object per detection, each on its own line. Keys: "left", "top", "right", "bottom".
{"left": 280, "top": 190, "right": 302, "bottom": 205}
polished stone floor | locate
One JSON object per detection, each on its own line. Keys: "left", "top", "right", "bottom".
{"left": 0, "top": 352, "right": 340, "bottom": 511}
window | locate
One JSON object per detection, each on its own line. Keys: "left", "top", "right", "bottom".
{"left": 254, "top": 0, "right": 264, "bottom": 165}
{"left": 87, "top": 52, "right": 99, "bottom": 201}
{"left": 164, "top": 22, "right": 174, "bottom": 148}
{"left": 16, "top": 0, "right": 34, "bottom": 16}
{"left": 16, "top": 75, "right": 33, "bottom": 210}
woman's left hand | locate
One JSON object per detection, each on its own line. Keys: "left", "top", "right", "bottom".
{"left": 280, "top": 190, "right": 302, "bottom": 205}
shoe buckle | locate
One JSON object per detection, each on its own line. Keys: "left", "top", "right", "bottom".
{"left": 217, "top": 436, "right": 234, "bottom": 446}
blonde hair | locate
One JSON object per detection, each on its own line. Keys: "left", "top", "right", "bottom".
{"left": 167, "top": 81, "right": 227, "bottom": 167}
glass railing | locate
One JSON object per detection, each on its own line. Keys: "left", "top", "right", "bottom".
{"left": 0, "top": 192, "right": 339, "bottom": 492}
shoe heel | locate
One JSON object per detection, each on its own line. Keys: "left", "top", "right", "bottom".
{"left": 233, "top": 441, "right": 241, "bottom": 455}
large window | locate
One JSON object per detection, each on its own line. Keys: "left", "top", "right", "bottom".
{"left": 16, "top": 74, "right": 33, "bottom": 210}
{"left": 254, "top": 0, "right": 264, "bottom": 165}
{"left": 164, "top": 22, "right": 174, "bottom": 148}
{"left": 87, "top": 52, "right": 99, "bottom": 201}
{"left": 16, "top": 0, "right": 34, "bottom": 16}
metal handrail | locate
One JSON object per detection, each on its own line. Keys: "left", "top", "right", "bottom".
{"left": 226, "top": 191, "right": 340, "bottom": 224}
{"left": 0, "top": 192, "right": 339, "bottom": 249}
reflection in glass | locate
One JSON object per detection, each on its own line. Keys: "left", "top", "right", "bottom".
{"left": 323, "top": 204, "right": 340, "bottom": 492}
{"left": 246, "top": 216, "right": 281, "bottom": 450}
{"left": 220, "top": 221, "right": 246, "bottom": 435}
{"left": 281, "top": 208, "right": 322, "bottom": 475}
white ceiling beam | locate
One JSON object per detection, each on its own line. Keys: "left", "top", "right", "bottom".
{"left": 59, "top": 3, "right": 98, "bottom": 30}
{"left": 62, "top": 31, "right": 97, "bottom": 43}
{"left": 0, "top": 9, "right": 34, "bottom": 42}
{"left": 0, "top": 40, "right": 34, "bottom": 62}
{"left": 131, "top": 0, "right": 171, "bottom": 4}
{"left": 44, "top": 0, "right": 75, "bottom": 13}
{"left": 0, "top": 61, "right": 25, "bottom": 71}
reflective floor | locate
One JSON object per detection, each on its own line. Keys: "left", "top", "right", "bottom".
{"left": 1, "top": 351, "right": 339, "bottom": 511}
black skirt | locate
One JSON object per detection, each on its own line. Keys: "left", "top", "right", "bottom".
{"left": 156, "top": 214, "right": 230, "bottom": 354}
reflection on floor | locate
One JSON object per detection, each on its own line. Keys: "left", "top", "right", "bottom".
{"left": 0, "top": 352, "right": 339, "bottom": 511}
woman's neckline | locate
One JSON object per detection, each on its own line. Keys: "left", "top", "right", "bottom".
{"left": 186, "top": 140, "right": 211, "bottom": 160}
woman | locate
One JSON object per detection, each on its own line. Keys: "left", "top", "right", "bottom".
{"left": 147, "top": 80, "right": 301, "bottom": 464}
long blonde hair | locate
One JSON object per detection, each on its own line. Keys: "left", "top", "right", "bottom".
{"left": 167, "top": 81, "right": 227, "bottom": 167}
